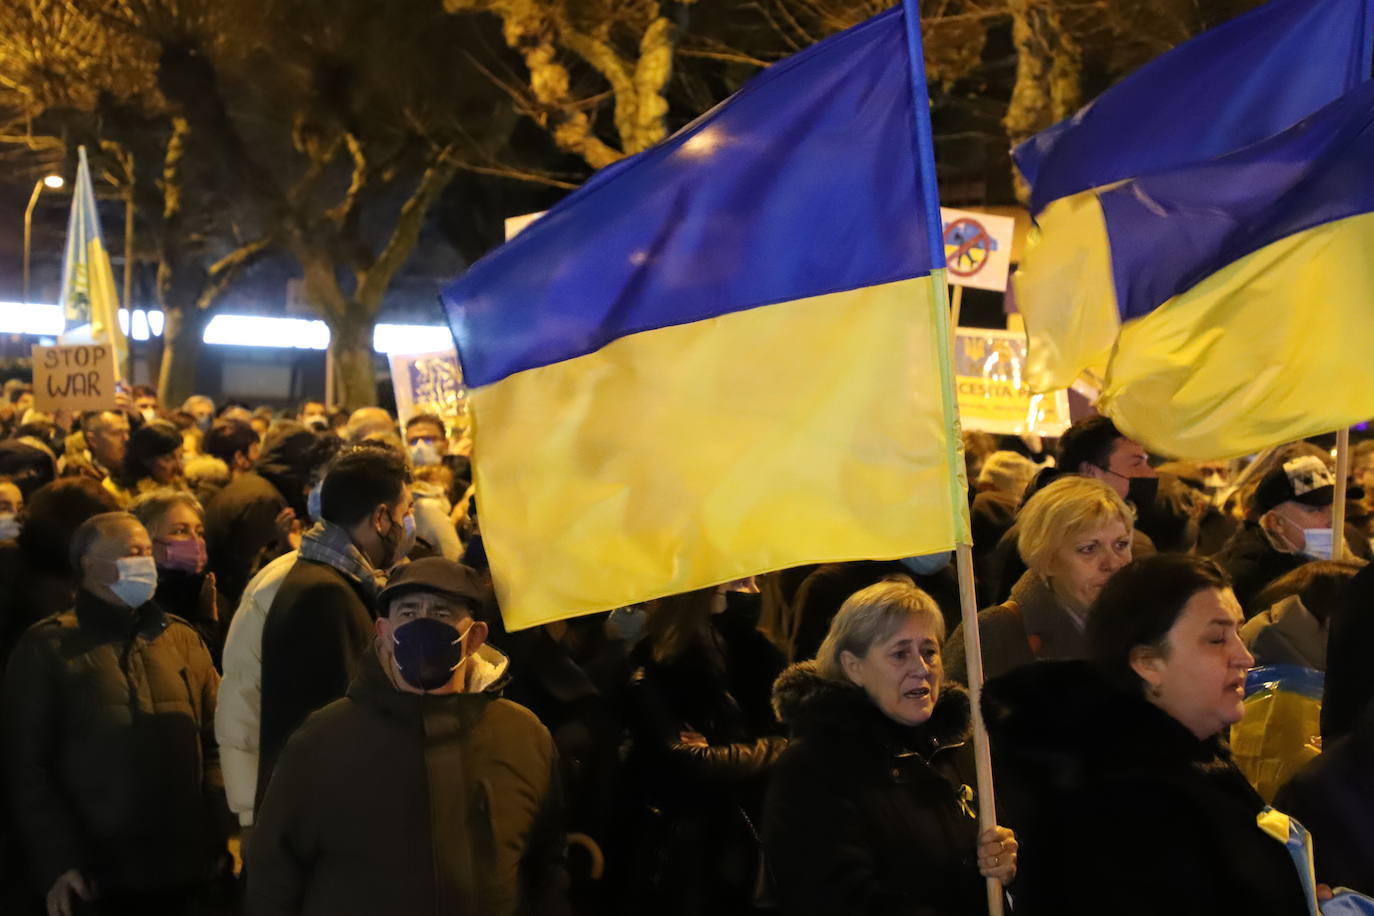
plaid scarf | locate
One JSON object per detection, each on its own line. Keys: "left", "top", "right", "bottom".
{"left": 299, "top": 521, "right": 387, "bottom": 601}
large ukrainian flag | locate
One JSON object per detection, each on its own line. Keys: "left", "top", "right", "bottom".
{"left": 442, "top": 6, "right": 966, "bottom": 629}
{"left": 1030, "top": 79, "right": 1374, "bottom": 460}
{"left": 1015, "top": 0, "right": 1372, "bottom": 396}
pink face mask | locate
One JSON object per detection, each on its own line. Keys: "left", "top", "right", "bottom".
{"left": 156, "top": 537, "right": 207, "bottom": 574}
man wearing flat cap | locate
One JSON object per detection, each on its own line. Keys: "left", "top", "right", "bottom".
{"left": 1215, "top": 454, "right": 1338, "bottom": 616}
{"left": 246, "top": 558, "right": 569, "bottom": 916}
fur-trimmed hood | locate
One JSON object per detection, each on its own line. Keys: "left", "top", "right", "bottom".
{"left": 771, "top": 660, "right": 971, "bottom": 752}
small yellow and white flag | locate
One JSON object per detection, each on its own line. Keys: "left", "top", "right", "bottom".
{"left": 59, "top": 146, "right": 128, "bottom": 378}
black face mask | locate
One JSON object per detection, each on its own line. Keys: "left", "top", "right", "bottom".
{"left": 1126, "top": 475, "right": 1160, "bottom": 508}
{"left": 1102, "top": 465, "right": 1159, "bottom": 508}
{"left": 717, "top": 591, "right": 763, "bottom": 633}
{"left": 391, "top": 617, "right": 468, "bottom": 692}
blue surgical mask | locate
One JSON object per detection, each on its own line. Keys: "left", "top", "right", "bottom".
{"left": 0, "top": 513, "right": 19, "bottom": 541}
{"left": 899, "top": 551, "right": 952, "bottom": 577}
{"left": 1271, "top": 512, "right": 1336, "bottom": 561}
{"left": 607, "top": 605, "right": 648, "bottom": 643}
{"left": 391, "top": 617, "right": 469, "bottom": 691}
{"left": 109, "top": 555, "right": 158, "bottom": 608}
{"left": 409, "top": 441, "right": 441, "bottom": 468}
{"left": 1300, "top": 527, "right": 1335, "bottom": 561}
{"left": 306, "top": 486, "right": 322, "bottom": 523}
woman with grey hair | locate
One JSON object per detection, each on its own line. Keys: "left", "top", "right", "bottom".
{"left": 131, "top": 487, "right": 221, "bottom": 664}
{"left": 762, "top": 578, "right": 1016, "bottom": 915}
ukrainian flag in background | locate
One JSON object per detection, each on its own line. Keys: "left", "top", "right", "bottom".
{"left": 443, "top": 5, "right": 965, "bottom": 628}
{"left": 60, "top": 146, "right": 128, "bottom": 376}
{"left": 1015, "top": 0, "right": 1372, "bottom": 401}
{"left": 1065, "top": 80, "right": 1374, "bottom": 460}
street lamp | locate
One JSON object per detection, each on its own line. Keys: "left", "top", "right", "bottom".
{"left": 23, "top": 174, "right": 65, "bottom": 304}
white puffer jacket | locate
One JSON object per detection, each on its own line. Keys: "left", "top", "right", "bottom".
{"left": 215, "top": 550, "right": 299, "bottom": 826}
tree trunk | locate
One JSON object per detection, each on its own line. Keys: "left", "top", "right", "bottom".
{"left": 328, "top": 311, "right": 378, "bottom": 408}
{"left": 158, "top": 306, "right": 210, "bottom": 408}
{"left": 1004, "top": 0, "right": 1082, "bottom": 203}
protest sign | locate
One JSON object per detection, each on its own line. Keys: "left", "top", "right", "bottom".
{"left": 940, "top": 207, "right": 1016, "bottom": 292}
{"left": 955, "top": 328, "right": 1070, "bottom": 437}
{"left": 389, "top": 348, "right": 468, "bottom": 435}
{"left": 31, "top": 343, "right": 118, "bottom": 413}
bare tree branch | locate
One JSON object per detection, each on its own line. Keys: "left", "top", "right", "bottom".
{"left": 198, "top": 236, "right": 271, "bottom": 309}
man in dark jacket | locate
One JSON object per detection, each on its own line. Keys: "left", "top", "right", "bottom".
{"left": 1214, "top": 455, "right": 1335, "bottom": 615}
{"left": 2, "top": 511, "right": 226, "bottom": 916}
{"left": 247, "top": 558, "right": 567, "bottom": 916}
{"left": 59, "top": 409, "right": 130, "bottom": 484}
{"left": 205, "top": 424, "right": 319, "bottom": 608}
{"left": 255, "top": 445, "right": 413, "bottom": 807}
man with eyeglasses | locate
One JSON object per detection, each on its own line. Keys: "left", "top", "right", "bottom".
{"left": 60, "top": 410, "right": 130, "bottom": 485}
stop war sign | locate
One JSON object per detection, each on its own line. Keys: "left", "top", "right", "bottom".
{"left": 32, "top": 343, "right": 119, "bottom": 413}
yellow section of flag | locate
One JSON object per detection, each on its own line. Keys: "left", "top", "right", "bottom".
{"left": 469, "top": 273, "right": 966, "bottom": 629}
{"left": 1101, "top": 210, "right": 1374, "bottom": 460}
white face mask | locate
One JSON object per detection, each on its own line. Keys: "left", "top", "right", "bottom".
{"left": 108, "top": 556, "right": 159, "bottom": 608}
{"left": 0, "top": 513, "right": 19, "bottom": 541}
{"left": 1300, "top": 527, "right": 1335, "bottom": 561}
{"left": 1270, "top": 512, "right": 1334, "bottom": 561}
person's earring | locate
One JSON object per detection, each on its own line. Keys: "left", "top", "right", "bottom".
{"left": 1148, "top": 683, "right": 1163, "bottom": 699}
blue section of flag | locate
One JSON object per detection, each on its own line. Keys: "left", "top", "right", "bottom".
{"left": 60, "top": 147, "right": 107, "bottom": 331}
{"left": 1100, "top": 79, "right": 1374, "bottom": 321}
{"left": 1014, "top": 0, "right": 1373, "bottom": 215}
{"left": 441, "top": 7, "right": 938, "bottom": 389}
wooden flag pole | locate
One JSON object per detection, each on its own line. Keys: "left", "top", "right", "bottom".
{"left": 1333, "top": 427, "right": 1351, "bottom": 560}
{"left": 897, "top": 0, "right": 1002, "bottom": 905}
{"left": 947, "top": 281, "right": 1001, "bottom": 912}
{"left": 949, "top": 284, "right": 965, "bottom": 367}
{"left": 955, "top": 541, "right": 1005, "bottom": 915}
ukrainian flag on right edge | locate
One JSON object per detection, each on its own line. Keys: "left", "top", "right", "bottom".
{"left": 1015, "top": 0, "right": 1371, "bottom": 391}
{"left": 1039, "top": 78, "right": 1374, "bottom": 460}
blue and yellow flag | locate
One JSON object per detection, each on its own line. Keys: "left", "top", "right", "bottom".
{"left": 1015, "top": 0, "right": 1373, "bottom": 217}
{"left": 1024, "top": 80, "right": 1374, "bottom": 459}
{"left": 442, "top": 6, "right": 965, "bottom": 628}
{"left": 1256, "top": 807, "right": 1374, "bottom": 914}
{"left": 1016, "top": 0, "right": 1372, "bottom": 399}
{"left": 60, "top": 146, "right": 128, "bottom": 376}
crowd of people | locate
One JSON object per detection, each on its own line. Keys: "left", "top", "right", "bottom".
{"left": 0, "top": 377, "right": 1369, "bottom": 915}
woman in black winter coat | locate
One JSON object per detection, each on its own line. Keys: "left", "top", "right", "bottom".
{"left": 618, "top": 582, "right": 788, "bottom": 915}
{"left": 763, "top": 579, "right": 1017, "bottom": 916}
{"left": 982, "top": 554, "right": 1313, "bottom": 916}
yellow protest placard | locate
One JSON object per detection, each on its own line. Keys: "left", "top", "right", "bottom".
{"left": 955, "top": 328, "right": 1070, "bottom": 437}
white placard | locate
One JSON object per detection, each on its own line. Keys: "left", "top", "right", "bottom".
{"left": 940, "top": 207, "right": 1017, "bottom": 292}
